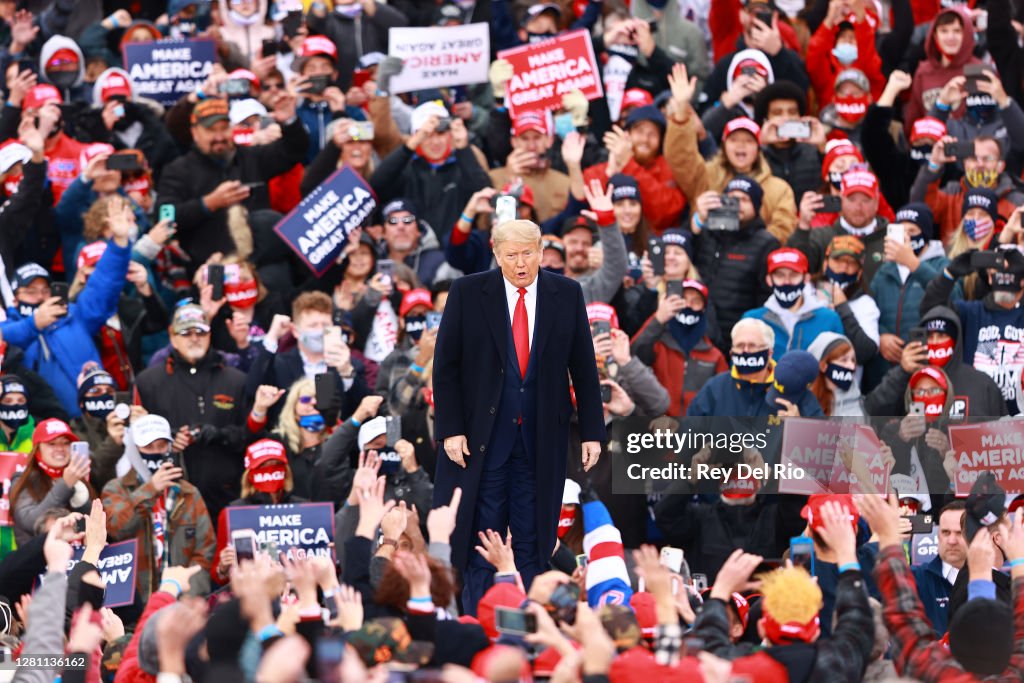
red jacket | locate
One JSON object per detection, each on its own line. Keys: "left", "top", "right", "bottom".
{"left": 709, "top": 0, "right": 802, "bottom": 65}
{"left": 583, "top": 157, "right": 685, "bottom": 234}
{"left": 905, "top": 7, "right": 981, "bottom": 131}
{"left": 269, "top": 163, "right": 303, "bottom": 214}
{"left": 113, "top": 590, "right": 176, "bottom": 683}
{"left": 806, "top": 20, "right": 885, "bottom": 108}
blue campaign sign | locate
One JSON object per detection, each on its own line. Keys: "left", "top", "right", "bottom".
{"left": 274, "top": 167, "right": 377, "bottom": 276}
{"left": 123, "top": 39, "right": 215, "bottom": 106}
{"left": 226, "top": 502, "right": 335, "bottom": 560}
{"left": 67, "top": 539, "right": 138, "bottom": 607}
{"left": 911, "top": 528, "right": 938, "bottom": 565}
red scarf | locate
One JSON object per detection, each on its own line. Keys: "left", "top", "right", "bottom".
{"left": 36, "top": 458, "right": 65, "bottom": 479}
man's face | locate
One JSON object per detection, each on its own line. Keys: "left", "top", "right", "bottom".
{"left": 1, "top": 392, "right": 25, "bottom": 408}
{"left": 562, "top": 228, "right": 593, "bottom": 274}
{"left": 511, "top": 129, "right": 552, "bottom": 157}
{"left": 724, "top": 131, "right": 758, "bottom": 173}
{"left": 965, "top": 139, "right": 1004, "bottom": 176}
{"left": 731, "top": 324, "right": 771, "bottom": 357}
{"left": 767, "top": 99, "right": 800, "bottom": 125}
{"left": 302, "top": 55, "right": 336, "bottom": 79}
{"left": 260, "top": 77, "right": 286, "bottom": 108}
{"left": 768, "top": 267, "right": 804, "bottom": 287}
{"left": 494, "top": 240, "right": 541, "bottom": 288}
{"left": 938, "top": 509, "right": 966, "bottom": 568}
{"left": 193, "top": 120, "right": 234, "bottom": 160}
{"left": 628, "top": 121, "right": 661, "bottom": 164}
{"left": 935, "top": 20, "right": 964, "bottom": 56}
{"left": 17, "top": 277, "right": 50, "bottom": 305}
{"left": 138, "top": 438, "right": 172, "bottom": 456}
{"left": 384, "top": 211, "right": 419, "bottom": 252}
{"left": 295, "top": 310, "right": 331, "bottom": 337}
{"left": 826, "top": 255, "right": 860, "bottom": 276}
{"left": 170, "top": 327, "right": 211, "bottom": 363}
{"left": 728, "top": 190, "right": 756, "bottom": 223}
{"left": 840, "top": 191, "right": 878, "bottom": 228}
{"left": 836, "top": 81, "right": 867, "bottom": 99}
{"left": 419, "top": 126, "right": 451, "bottom": 160}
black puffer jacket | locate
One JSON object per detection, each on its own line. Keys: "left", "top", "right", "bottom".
{"left": 305, "top": 6, "right": 408, "bottom": 90}
{"left": 761, "top": 142, "right": 823, "bottom": 208}
{"left": 692, "top": 218, "right": 779, "bottom": 353}
{"left": 70, "top": 101, "right": 180, "bottom": 182}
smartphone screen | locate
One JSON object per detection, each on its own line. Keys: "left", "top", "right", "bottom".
{"left": 494, "top": 607, "right": 537, "bottom": 635}
{"left": 315, "top": 372, "right": 338, "bottom": 413}
{"left": 233, "top": 532, "right": 256, "bottom": 562}
{"left": 790, "top": 536, "right": 815, "bottom": 576}
{"left": 648, "top": 237, "right": 665, "bottom": 276}
{"left": 159, "top": 204, "right": 176, "bottom": 224}
{"left": 207, "top": 264, "right": 225, "bottom": 301}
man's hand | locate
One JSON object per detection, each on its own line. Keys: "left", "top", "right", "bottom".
{"left": 775, "top": 398, "right": 800, "bottom": 417}
{"left": 854, "top": 493, "right": 901, "bottom": 549}
{"left": 6, "top": 68, "right": 37, "bottom": 107}
{"left": 33, "top": 296, "right": 67, "bottom": 330}
{"left": 602, "top": 380, "right": 634, "bottom": 417}
{"left": 898, "top": 414, "right": 926, "bottom": 442}
{"left": 426, "top": 487, "right": 462, "bottom": 545}
{"left": 602, "top": 125, "right": 633, "bottom": 176}
{"left": 406, "top": 115, "right": 438, "bottom": 152}
{"left": 506, "top": 149, "right": 538, "bottom": 176}
{"left": 929, "top": 134, "right": 958, "bottom": 168}
{"left": 815, "top": 500, "right": 858, "bottom": 565}
{"left": 157, "top": 597, "right": 209, "bottom": 675}
{"left": 967, "top": 528, "right": 996, "bottom": 582}
{"left": 44, "top": 514, "right": 80, "bottom": 572}
{"left": 380, "top": 501, "right": 408, "bottom": 542}
{"left": 203, "top": 180, "right": 250, "bottom": 212}
{"left": 68, "top": 604, "right": 105, "bottom": 654}
{"left": 353, "top": 394, "right": 384, "bottom": 424}
{"left": 667, "top": 62, "right": 697, "bottom": 114}
{"left": 798, "top": 191, "right": 824, "bottom": 230}
{"left": 269, "top": 88, "right": 298, "bottom": 122}
{"left": 150, "top": 461, "right": 184, "bottom": 492}
{"left": 265, "top": 314, "right": 292, "bottom": 346}
{"left": 450, "top": 117, "right": 469, "bottom": 149}
{"left": 253, "top": 385, "right": 285, "bottom": 414}
{"left": 225, "top": 312, "right": 250, "bottom": 349}
{"left": 329, "top": 584, "right": 364, "bottom": 631}
{"left": 899, "top": 340, "right": 928, "bottom": 373}
{"left": 172, "top": 424, "right": 194, "bottom": 453}
{"left": 694, "top": 190, "right": 722, "bottom": 223}
{"left": 322, "top": 86, "right": 347, "bottom": 113}
{"left": 581, "top": 441, "right": 601, "bottom": 471}
{"left": 9, "top": 10, "right": 39, "bottom": 51}
{"left": 475, "top": 529, "right": 516, "bottom": 573}
{"left": 937, "top": 76, "right": 966, "bottom": 109}
{"left": 945, "top": 250, "right": 975, "bottom": 279}
{"left": 924, "top": 428, "right": 949, "bottom": 453}
{"left": 878, "top": 69, "right": 913, "bottom": 106}
{"left": 444, "top": 435, "right": 470, "bottom": 468}
{"left": 348, "top": 450, "right": 381, "bottom": 505}
{"left": 396, "top": 438, "right": 418, "bottom": 473}
{"left": 126, "top": 261, "right": 153, "bottom": 296}
{"left": 354, "top": 474, "right": 395, "bottom": 539}
{"left": 582, "top": 177, "right": 614, "bottom": 213}
{"left": 710, "top": 549, "right": 763, "bottom": 601}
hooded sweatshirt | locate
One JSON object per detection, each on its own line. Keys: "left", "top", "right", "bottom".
{"left": 216, "top": 0, "right": 274, "bottom": 64}
{"left": 39, "top": 35, "right": 88, "bottom": 101}
{"left": 905, "top": 8, "right": 981, "bottom": 129}
{"left": 742, "top": 283, "right": 846, "bottom": 358}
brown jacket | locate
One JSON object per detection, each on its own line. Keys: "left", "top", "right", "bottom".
{"left": 665, "top": 111, "right": 797, "bottom": 243}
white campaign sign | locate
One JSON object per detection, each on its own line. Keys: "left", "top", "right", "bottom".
{"left": 387, "top": 23, "right": 490, "bottom": 94}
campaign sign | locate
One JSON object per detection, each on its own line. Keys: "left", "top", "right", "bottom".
{"left": 225, "top": 503, "right": 335, "bottom": 560}
{"left": 949, "top": 420, "right": 1024, "bottom": 495}
{"left": 828, "top": 424, "right": 890, "bottom": 495}
{"left": 124, "top": 39, "right": 215, "bottom": 106}
{"left": 0, "top": 451, "right": 28, "bottom": 526}
{"left": 388, "top": 23, "right": 490, "bottom": 94}
{"left": 911, "top": 528, "right": 938, "bottom": 565}
{"left": 498, "top": 29, "right": 603, "bottom": 117}
{"left": 274, "top": 167, "right": 377, "bottom": 276}
{"left": 778, "top": 418, "right": 840, "bottom": 495}
{"left": 68, "top": 540, "right": 138, "bottom": 607}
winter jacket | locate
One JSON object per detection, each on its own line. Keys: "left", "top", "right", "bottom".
{"left": 306, "top": 5, "right": 408, "bottom": 90}
{"left": 911, "top": 555, "right": 954, "bottom": 635}
{"left": 0, "top": 417, "right": 34, "bottom": 453}
{"left": 584, "top": 157, "right": 685, "bottom": 234}
{"left": 611, "top": 355, "right": 672, "bottom": 417}
{"left": 102, "top": 470, "right": 214, "bottom": 601}
{"left": 904, "top": 8, "right": 982, "bottom": 130}
{"left": 761, "top": 143, "right": 824, "bottom": 211}
{"left": 693, "top": 218, "right": 779, "bottom": 351}
{"left": 870, "top": 240, "right": 949, "bottom": 341}
{"left": 135, "top": 349, "right": 250, "bottom": 522}
{"left": 1, "top": 344, "right": 69, "bottom": 421}
{"left": 921, "top": 275, "right": 1024, "bottom": 414}
{"left": 632, "top": 0, "right": 711, "bottom": 88}
{"left": 384, "top": 227, "right": 450, "bottom": 287}
{"left": 156, "top": 118, "right": 309, "bottom": 267}
{"left": 861, "top": 104, "right": 923, "bottom": 210}
{"left": 0, "top": 159, "right": 56, "bottom": 283}
{"left": 71, "top": 412, "right": 123, "bottom": 492}
{"left": 743, "top": 285, "right": 845, "bottom": 358}
{"left": 112, "top": 590, "right": 175, "bottom": 683}
{"left": 631, "top": 315, "right": 728, "bottom": 416}
{"left": 787, "top": 218, "right": 889, "bottom": 289}
{"left": 489, "top": 166, "right": 570, "bottom": 224}
{"left": 0, "top": 240, "right": 130, "bottom": 417}
{"left": 216, "top": 0, "right": 274, "bottom": 63}
{"left": 11, "top": 471, "right": 93, "bottom": 545}
{"left": 701, "top": 43, "right": 809, "bottom": 113}
{"left": 688, "top": 363, "right": 826, "bottom": 417}
{"left": 369, "top": 145, "right": 491, "bottom": 245}
{"left": 814, "top": 286, "right": 881, "bottom": 364}
{"left": 665, "top": 110, "right": 797, "bottom": 242}
{"left": 577, "top": 220, "right": 629, "bottom": 304}
{"left": 930, "top": 96, "right": 1024, "bottom": 165}
{"left": 806, "top": 18, "right": 885, "bottom": 109}
{"left": 70, "top": 96, "right": 179, "bottom": 183}
{"left": 909, "top": 168, "right": 1024, "bottom": 245}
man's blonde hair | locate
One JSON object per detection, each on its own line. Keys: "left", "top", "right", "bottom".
{"left": 492, "top": 219, "right": 542, "bottom": 250}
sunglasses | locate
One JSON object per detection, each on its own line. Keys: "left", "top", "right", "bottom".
{"left": 298, "top": 395, "right": 317, "bottom": 404}
{"left": 178, "top": 329, "right": 210, "bottom": 338}
{"left": 387, "top": 216, "right": 416, "bottom": 225}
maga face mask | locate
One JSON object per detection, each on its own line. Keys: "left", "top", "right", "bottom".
{"left": 17, "top": 301, "right": 38, "bottom": 318}
{"left": 828, "top": 171, "right": 844, "bottom": 190}
{"left": 833, "top": 94, "right": 870, "bottom": 125}
{"left": 250, "top": 464, "right": 287, "bottom": 493}
{"left": 731, "top": 349, "right": 770, "bottom": 375}
{"left": 667, "top": 307, "right": 707, "bottom": 353}
{"left": 82, "top": 395, "right": 115, "bottom": 420}
{"left": 0, "top": 405, "right": 28, "bottom": 431}
{"left": 404, "top": 315, "right": 426, "bottom": 342}
{"left": 928, "top": 337, "right": 955, "bottom": 367}
{"left": 557, "top": 506, "right": 576, "bottom": 538}
{"left": 825, "top": 268, "right": 859, "bottom": 290}
{"left": 772, "top": 282, "right": 803, "bottom": 308}
{"left": 910, "top": 234, "right": 927, "bottom": 254}
{"left": 826, "top": 363, "right": 854, "bottom": 391}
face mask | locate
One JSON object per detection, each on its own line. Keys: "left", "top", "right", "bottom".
{"left": 963, "top": 216, "right": 994, "bottom": 242}
{"left": 299, "top": 413, "right": 325, "bottom": 432}
{"left": 82, "top": 396, "right": 115, "bottom": 420}
{"left": 17, "top": 301, "right": 38, "bottom": 318}
{"left": 833, "top": 95, "right": 870, "bottom": 125}
{"left": 527, "top": 31, "right": 557, "bottom": 44}
{"left": 553, "top": 113, "right": 576, "bottom": 139}
{"left": 667, "top": 307, "right": 707, "bottom": 353}
{"left": 0, "top": 405, "right": 28, "bottom": 431}
{"left": 46, "top": 70, "right": 78, "bottom": 90}
{"left": 720, "top": 475, "right": 759, "bottom": 500}
{"left": 928, "top": 337, "right": 955, "bottom": 366}
{"left": 141, "top": 450, "right": 171, "bottom": 473}
{"left": 336, "top": 3, "right": 363, "bottom": 17}
{"left": 919, "top": 393, "right": 946, "bottom": 423}
{"left": 825, "top": 267, "right": 859, "bottom": 290}
{"left": 225, "top": 281, "right": 259, "bottom": 309}
{"left": 772, "top": 282, "right": 803, "bottom": 308}
{"left": 825, "top": 363, "right": 854, "bottom": 391}
{"left": 607, "top": 43, "right": 639, "bottom": 62}
{"left": 298, "top": 329, "right": 324, "bottom": 354}
{"left": 991, "top": 270, "right": 1022, "bottom": 292}
{"left": 831, "top": 43, "right": 858, "bottom": 65}
{"left": 965, "top": 168, "right": 999, "bottom": 189}
{"left": 404, "top": 315, "right": 426, "bottom": 342}
{"left": 731, "top": 349, "right": 770, "bottom": 375}
{"left": 557, "top": 506, "right": 576, "bottom": 538}
{"left": 966, "top": 94, "right": 998, "bottom": 123}
{"left": 36, "top": 458, "right": 65, "bottom": 478}
{"left": 909, "top": 145, "right": 932, "bottom": 164}
{"left": 910, "top": 235, "right": 927, "bottom": 254}
{"left": 250, "top": 464, "right": 287, "bottom": 493}
{"left": 828, "top": 171, "right": 844, "bottom": 191}
{"left": 228, "top": 6, "right": 262, "bottom": 25}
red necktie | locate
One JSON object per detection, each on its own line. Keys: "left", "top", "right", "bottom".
{"left": 513, "top": 287, "right": 529, "bottom": 378}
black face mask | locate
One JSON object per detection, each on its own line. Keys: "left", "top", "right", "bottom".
{"left": 828, "top": 171, "right": 844, "bottom": 191}
{"left": 0, "top": 405, "right": 28, "bottom": 431}
{"left": 404, "top": 315, "right": 426, "bottom": 342}
{"left": 826, "top": 362, "right": 854, "bottom": 391}
{"left": 82, "top": 396, "right": 115, "bottom": 420}
{"left": 909, "top": 146, "right": 932, "bottom": 164}
{"left": 527, "top": 31, "right": 557, "bottom": 44}
{"left": 667, "top": 308, "right": 707, "bottom": 353}
{"left": 991, "top": 271, "right": 1022, "bottom": 293}
{"left": 46, "top": 70, "right": 78, "bottom": 90}
{"left": 17, "top": 301, "right": 38, "bottom": 318}
{"left": 910, "top": 235, "right": 927, "bottom": 255}
{"left": 140, "top": 450, "right": 172, "bottom": 473}
{"left": 772, "top": 283, "right": 803, "bottom": 308}
{"left": 731, "top": 349, "right": 770, "bottom": 375}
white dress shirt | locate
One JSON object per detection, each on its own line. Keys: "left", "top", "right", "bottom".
{"left": 503, "top": 275, "right": 538, "bottom": 346}
{"left": 942, "top": 561, "right": 960, "bottom": 586}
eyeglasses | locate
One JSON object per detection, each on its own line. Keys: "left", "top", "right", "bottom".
{"left": 387, "top": 216, "right": 416, "bottom": 225}
{"left": 177, "top": 329, "right": 210, "bottom": 338}
{"left": 298, "top": 395, "right": 317, "bottom": 404}
{"left": 913, "top": 388, "right": 944, "bottom": 398}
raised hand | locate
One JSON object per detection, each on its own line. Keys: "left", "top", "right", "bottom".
{"left": 427, "top": 487, "right": 462, "bottom": 545}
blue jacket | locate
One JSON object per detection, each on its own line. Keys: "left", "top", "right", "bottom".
{"left": 742, "top": 287, "right": 844, "bottom": 358}
{"left": 296, "top": 99, "right": 365, "bottom": 165}
{"left": 0, "top": 241, "right": 131, "bottom": 417}
{"left": 870, "top": 242, "right": 950, "bottom": 340}
{"left": 911, "top": 555, "right": 953, "bottom": 635}
{"left": 687, "top": 364, "right": 825, "bottom": 417}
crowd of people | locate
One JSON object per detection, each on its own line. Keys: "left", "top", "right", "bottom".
{"left": 0, "top": 0, "right": 1022, "bottom": 679}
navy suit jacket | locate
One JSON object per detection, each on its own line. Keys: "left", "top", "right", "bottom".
{"left": 432, "top": 268, "right": 606, "bottom": 571}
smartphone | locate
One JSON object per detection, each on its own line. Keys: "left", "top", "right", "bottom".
{"left": 495, "top": 195, "right": 517, "bottom": 225}
{"left": 600, "top": 384, "right": 612, "bottom": 403}
{"left": 944, "top": 140, "right": 974, "bottom": 159}
{"left": 905, "top": 513, "right": 934, "bottom": 535}
{"left": 816, "top": 195, "right": 842, "bottom": 213}
{"left": 316, "top": 636, "right": 345, "bottom": 683}
{"left": 302, "top": 74, "right": 330, "bottom": 95}
{"left": 425, "top": 311, "right": 443, "bottom": 330}
{"left": 159, "top": 204, "right": 176, "bottom": 224}
{"left": 282, "top": 10, "right": 303, "bottom": 36}
{"left": 964, "top": 64, "right": 989, "bottom": 95}
{"left": 494, "top": 606, "right": 537, "bottom": 635}
{"left": 660, "top": 546, "right": 684, "bottom": 574}
{"left": 348, "top": 121, "right": 374, "bottom": 141}
{"left": 232, "top": 529, "right": 258, "bottom": 563}
{"left": 106, "top": 152, "right": 142, "bottom": 172}
{"left": 647, "top": 237, "right": 665, "bottom": 276}
{"left": 377, "top": 258, "right": 394, "bottom": 283}
{"left": 207, "top": 264, "right": 225, "bottom": 301}
{"left": 909, "top": 326, "right": 928, "bottom": 346}
{"left": 575, "top": 553, "right": 588, "bottom": 568}
{"left": 315, "top": 372, "right": 338, "bottom": 413}
{"left": 50, "top": 281, "right": 69, "bottom": 311}
{"left": 692, "top": 573, "right": 708, "bottom": 593}
{"left": 71, "top": 442, "right": 90, "bottom": 460}
{"left": 75, "top": 517, "right": 87, "bottom": 534}
{"left": 778, "top": 120, "right": 811, "bottom": 140}
{"left": 706, "top": 195, "right": 740, "bottom": 231}
{"left": 163, "top": 450, "right": 181, "bottom": 469}
{"left": 886, "top": 223, "right": 905, "bottom": 246}
{"left": 971, "top": 250, "right": 1006, "bottom": 270}
{"left": 547, "top": 582, "right": 580, "bottom": 625}
{"left": 591, "top": 320, "right": 611, "bottom": 339}
{"left": 790, "top": 536, "right": 815, "bottom": 576}
{"left": 665, "top": 279, "right": 684, "bottom": 299}
{"left": 221, "top": 79, "right": 251, "bottom": 97}
{"left": 352, "top": 68, "right": 373, "bottom": 89}
{"left": 910, "top": 402, "right": 925, "bottom": 416}
{"left": 740, "top": 65, "right": 759, "bottom": 77}
{"left": 755, "top": 9, "right": 774, "bottom": 26}
{"left": 261, "top": 38, "right": 280, "bottom": 56}
{"left": 242, "top": 181, "right": 265, "bottom": 190}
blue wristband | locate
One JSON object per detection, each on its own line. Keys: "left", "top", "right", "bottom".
{"left": 257, "top": 624, "right": 284, "bottom": 642}
{"left": 160, "top": 578, "right": 182, "bottom": 594}
{"left": 410, "top": 363, "right": 425, "bottom": 374}
{"left": 693, "top": 214, "right": 705, "bottom": 230}
{"left": 408, "top": 596, "right": 432, "bottom": 603}
{"left": 1009, "top": 558, "right": 1024, "bottom": 568}
{"left": 838, "top": 562, "right": 861, "bottom": 573}
{"left": 350, "top": 416, "right": 362, "bottom": 428}
{"left": 459, "top": 212, "right": 473, "bottom": 224}
{"left": 935, "top": 101, "right": 951, "bottom": 111}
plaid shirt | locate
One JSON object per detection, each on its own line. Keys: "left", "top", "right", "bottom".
{"left": 875, "top": 544, "right": 1024, "bottom": 682}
